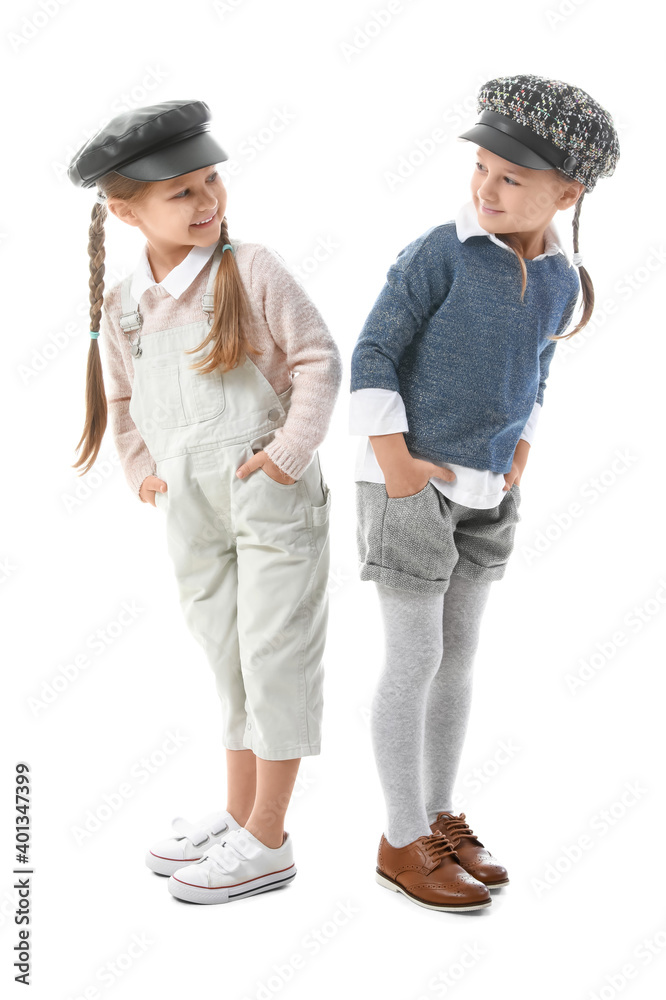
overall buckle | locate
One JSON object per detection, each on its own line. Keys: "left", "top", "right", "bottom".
{"left": 202, "top": 291, "right": 215, "bottom": 325}
{"left": 119, "top": 310, "right": 143, "bottom": 357}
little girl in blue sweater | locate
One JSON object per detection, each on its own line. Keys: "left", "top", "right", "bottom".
{"left": 350, "top": 74, "right": 620, "bottom": 913}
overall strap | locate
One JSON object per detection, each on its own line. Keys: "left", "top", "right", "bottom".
{"left": 119, "top": 275, "right": 142, "bottom": 332}
{"left": 201, "top": 242, "right": 227, "bottom": 321}
{"left": 119, "top": 239, "right": 232, "bottom": 333}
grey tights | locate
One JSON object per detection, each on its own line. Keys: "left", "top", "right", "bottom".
{"left": 371, "top": 574, "right": 492, "bottom": 848}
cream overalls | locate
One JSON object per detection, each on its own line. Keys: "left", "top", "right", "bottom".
{"left": 118, "top": 242, "right": 332, "bottom": 761}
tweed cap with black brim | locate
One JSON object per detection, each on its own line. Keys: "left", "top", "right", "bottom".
{"left": 457, "top": 74, "right": 620, "bottom": 192}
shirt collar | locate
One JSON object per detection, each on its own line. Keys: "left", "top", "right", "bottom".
{"left": 130, "top": 241, "right": 218, "bottom": 303}
{"left": 454, "top": 200, "right": 572, "bottom": 266}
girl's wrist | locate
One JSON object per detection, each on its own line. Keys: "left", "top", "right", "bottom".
{"left": 369, "top": 432, "right": 411, "bottom": 473}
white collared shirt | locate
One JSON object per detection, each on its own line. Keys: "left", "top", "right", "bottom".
{"left": 454, "top": 198, "right": 572, "bottom": 265}
{"left": 349, "top": 201, "right": 572, "bottom": 509}
{"left": 129, "top": 240, "right": 218, "bottom": 303}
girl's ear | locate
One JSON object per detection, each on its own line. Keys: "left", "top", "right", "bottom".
{"left": 557, "top": 179, "right": 585, "bottom": 211}
{"left": 107, "top": 198, "right": 142, "bottom": 227}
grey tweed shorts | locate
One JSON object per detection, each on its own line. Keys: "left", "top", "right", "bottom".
{"left": 355, "top": 480, "right": 522, "bottom": 594}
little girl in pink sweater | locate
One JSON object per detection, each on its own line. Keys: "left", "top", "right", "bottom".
{"left": 68, "top": 99, "right": 341, "bottom": 905}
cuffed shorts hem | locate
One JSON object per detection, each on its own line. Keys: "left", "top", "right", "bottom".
{"left": 359, "top": 563, "right": 450, "bottom": 595}
{"left": 450, "top": 559, "right": 508, "bottom": 584}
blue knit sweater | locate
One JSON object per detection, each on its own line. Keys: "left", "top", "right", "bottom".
{"left": 350, "top": 222, "right": 581, "bottom": 474}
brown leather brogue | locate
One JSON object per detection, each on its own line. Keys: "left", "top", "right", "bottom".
{"left": 376, "top": 832, "right": 491, "bottom": 911}
{"left": 430, "top": 811, "right": 509, "bottom": 887}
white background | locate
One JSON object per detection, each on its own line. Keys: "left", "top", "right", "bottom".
{"left": 3, "top": 1, "right": 665, "bottom": 998}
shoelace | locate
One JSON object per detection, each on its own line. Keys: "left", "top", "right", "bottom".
{"left": 421, "top": 833, "right": 459, "bottom": 866}
{"left": 437, "top": 811, "right": 479, "bottom": 844}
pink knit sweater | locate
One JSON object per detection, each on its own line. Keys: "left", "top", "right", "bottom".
{"left": 99, "top": 240, "right": 343, "bottom": 501}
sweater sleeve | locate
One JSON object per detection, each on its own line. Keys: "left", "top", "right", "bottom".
{"left": 98, "top": 295, "right": 157, "bottom": 502}
{"left": 536, "top": 287, "right": 580, "bottom": 407}
{"left": 350, "top": 230, "right": 452, "bottom": 392}
{"left": 249, "top": 244, "right": 343, "bottom": 480}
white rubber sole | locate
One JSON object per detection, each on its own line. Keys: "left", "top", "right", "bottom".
{"left": 375, "top": 871, "right": 491, "bottom": 911}
{"left": 168, "top": 865, "right": 297, "bottom": 904}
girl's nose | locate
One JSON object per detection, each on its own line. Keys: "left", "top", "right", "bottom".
{"left": 477, "top": 176, "right": 498, "bottom": 201}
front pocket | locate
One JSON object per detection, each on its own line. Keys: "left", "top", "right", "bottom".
{"left": 144, "top": 365, "right": 186, "bottom": 428}
{"left": 136, "top": 358, "right": 227, "bottom": 429}
{"left": 311, "top": 484, "right": 331, "bottom": 526}
{"left": 506, "top": 483, "right": 522, "bottom": 522}
{"left": 380, "top": 480, "right": 448, "bottom": 581}
{"left": 385, "top": 480, "right": 432, "bottom": 500}
{"left": 258, "top": 466, "right": 301, "bottom": 488}
{"left": 187, "top": 364, "right": 226, "bottom": 422}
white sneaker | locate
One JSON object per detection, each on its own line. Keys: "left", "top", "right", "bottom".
{"left": 168, "top": 826, "right": 297, "bottom": 904}
{"left": 145, "top": 810, "right": 242, "bottom": 876}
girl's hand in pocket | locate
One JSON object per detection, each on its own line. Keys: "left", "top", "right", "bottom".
{"left": 236, "top": 450, "right": 296, "bottom": 485}
{"left": 385, "top": 458, "right": 455, "bottom": 498}
{"left": 139, "top": 474, "right": 168, "bottom": 506}
{"left": 503, "top": 440, "right": 529, "bottom": 490}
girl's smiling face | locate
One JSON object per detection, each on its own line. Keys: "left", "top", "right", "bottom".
{"left": 108, "top": 164, "right": 227, "bottom": 252}
{"left": 470, "top": 146, "right": 583, "bottom": 242}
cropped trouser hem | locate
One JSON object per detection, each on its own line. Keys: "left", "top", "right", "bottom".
{"left": 224, "top": 740, "right": 321, "bottom": 760}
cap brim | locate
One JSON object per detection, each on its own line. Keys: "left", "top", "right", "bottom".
{"left": 115, "top": 131, "right": 229, "bottom": 182}
{"left": 458, "top": 123, "right": 554, "bottom": 170}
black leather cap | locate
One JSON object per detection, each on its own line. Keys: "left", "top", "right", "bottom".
{"left": 67, "top": 99, "right": 228, "bottom": 189}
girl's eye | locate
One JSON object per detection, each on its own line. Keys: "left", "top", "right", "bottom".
{"left": 173, "top": 172, "right": 218, "bottom": 198}
{"left": 475, "top": 162, "right": 518, "bottom": 185}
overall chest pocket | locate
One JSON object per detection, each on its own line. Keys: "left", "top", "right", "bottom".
{"left": 134, "top": 353, "right": 226, "bottom": 430}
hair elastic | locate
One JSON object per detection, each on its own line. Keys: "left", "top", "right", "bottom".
{"left": 94, "top": 191, "right": 107, "bottom": 205}
{"left": 90, "top": 330, "right": 100, "bottom": 339}
{"left": 221, "top": 243, "right": 234, "bottom": 255}
{"left": 572, "top": 252, "right": 583, "bottom": 267}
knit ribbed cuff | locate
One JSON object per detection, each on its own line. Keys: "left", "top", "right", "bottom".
{"left": 130, "top": 465, "right": 157, "bottom": 503}
{"left": 262, "top": 438, "right": 310, "bottom": 481}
